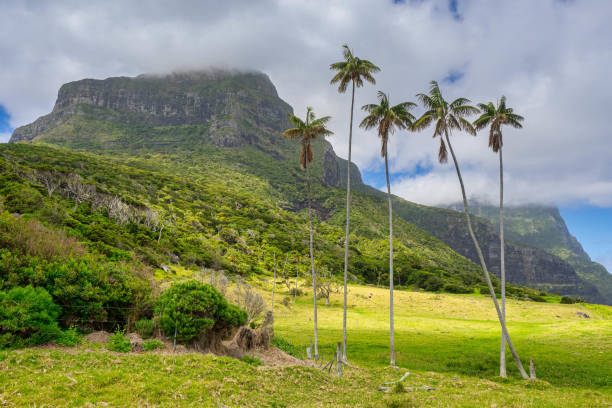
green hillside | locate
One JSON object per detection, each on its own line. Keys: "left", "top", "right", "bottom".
{"left": 1, "top": 141, "right": 520, "bottom": 322}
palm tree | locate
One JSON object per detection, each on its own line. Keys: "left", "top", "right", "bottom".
{"left": 413, "top": 81, "right": 529, "bottom": 379}
{"left": 360, "top": 91, "right": 416, "bottom": 367}
{"left": 330, "top": 44, "right": 380, "bottom": 362}
{"left": 283, "top": 107, "right": 333, "bottom": 360}
{"left": 473, "top": 96, "right": 524, "bottom": 377}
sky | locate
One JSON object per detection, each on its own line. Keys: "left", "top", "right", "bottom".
{"left": 0, "top": 0, "right": 611, "bottom": 271}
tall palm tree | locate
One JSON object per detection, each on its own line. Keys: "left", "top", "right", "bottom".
{"left": 413, "top": 81, "right": 529, "bottom": 379}
{"left": 473, "top": 96, "right": 524, "bottom": 377}
{"left": 360, "top": 91, "right": 416, "bottom": 367}
{"left": 283, "top": 107, "right": 333, "bottom": 360}
{"left": 330, "top": 44, "right": 380, "bottom": 362}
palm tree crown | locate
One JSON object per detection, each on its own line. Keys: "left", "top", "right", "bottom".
{"left": 330, "top": 44, "right": 380, "bottom": 92}
{"left": 473, "top": 96, "right": 524, "bottom": 152}
{"left": 360, "top": 91, "right": 416, "bottom": 156}
{"left": 283, "top": 107, "right": 333, "bottom": 168}
{"left": 413, "top": 80, "right": 479, "bottom": 162}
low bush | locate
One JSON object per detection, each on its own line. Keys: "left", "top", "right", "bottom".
{"left": 134, "top": 319, "right": 155, "bottom": 339}
{"left": 443, "top": 282, "right": 472, "bottom": 294}
{"left": 270, "top": 336, "right": 300, "bottom": 358}
{"left": 288, "top": 288, "right": 303, "bottom": 297}
{"left": 155, "top": 280, "right": 247, "bottom": 344}
{"left": 107, "top": 330, "right": 131, "bottom": 353}
{"left": 143, "top": 339, "right": 165, "bottom": 351}
{"left": 56, "top": 326, "right": 82, "bottom": 346}
{"left": 561, "top": 296, "right": 583, "bottom": 304}
{"left": 0, "top": 285, "right": 61, "bottom": 349}
{"left": 530, "top": 294, "right": 547, "bottom": 302}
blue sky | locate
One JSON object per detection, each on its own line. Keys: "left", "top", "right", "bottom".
{"left": 560, "top": 207, "right": 612, "bottom": 271}
{"left": 0, "top": 0, "right": 610, "bottom": 273}
{"left": 0, "top": 105, "right": 12, "bottom": 137}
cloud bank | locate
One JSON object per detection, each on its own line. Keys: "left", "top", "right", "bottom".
{"left": 1, "top": 0, "right": 611, "bottom": 207}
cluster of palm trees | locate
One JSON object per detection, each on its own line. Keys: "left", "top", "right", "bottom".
{"left": 283, "top": 44, "right": 526, "bottom": 378}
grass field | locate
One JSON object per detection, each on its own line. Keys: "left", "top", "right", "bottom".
{"left": 1, "top": 282, "right": 611, "bottom": 407}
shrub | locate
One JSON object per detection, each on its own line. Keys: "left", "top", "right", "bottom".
{"left": 270, "top": 336, "right": 300, "bottom": 358}
{"left": 288, "top": 288, "right": 303, "bottom": 297}
{"left": 2, "top": 183, "right": 43, "bottom": 214}
{"left": 0, "top": 285, "right": 61, "bottom": 349}
{"left": 561, "top": 296, "right": 576, "bottom": 304}
{"left": 56, "top": 326, "right": 82, "bottom": 346}
{"left": 143, "top": 339, "right": 165, "bottom": 351}
{"left": 232, "top": 282, "right": 266, "bottom": 325}
{"left": 134, "top": 319, "right": 155, "bottom": 339}
{"left": 155, "top": 280, "right": 247, "bottom": 344}
{"left": 443, "top": 282, "right": 472, "bottom": 294}
{"left": 422, "top": 275, "right": 444, "bottom": 292}
{"left": 530, "top": 294, "right": 547, "bottom": 302}
{"left": 241, "top": 354, "right": 263, "bottom": 366}
{"left": 107, "top": 329, "right": 132, "bottom": 353}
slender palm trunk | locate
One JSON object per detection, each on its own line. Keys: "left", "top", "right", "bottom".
{"left": 272, "top": 252, "right": 276, "bottom": 314}
{"left": 305, "top": 150, "right": 319, "bottom": 360}
{"left": 295, "top": 255, "right": 299, "bottom": 301}
{"left": 384, "top": 146, "right": 395, "bottom": 367}
{"left": 499, "top": 145, "right": 507, "bottom": 378}
{"left": 342, "top": 80, "right": 356, "bottom": 362}
{"left": 444, "top": 131, "right": 528, "bottom": 379}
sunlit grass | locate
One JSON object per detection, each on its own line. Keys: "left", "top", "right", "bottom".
{"left": 1, "top": 282, "right": 610, "bottom": 407}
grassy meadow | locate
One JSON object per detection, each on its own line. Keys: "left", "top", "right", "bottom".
{"left": 1, "top": 280, "right": 610, "bottom": 407}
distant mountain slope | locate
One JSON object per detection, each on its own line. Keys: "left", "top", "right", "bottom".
{"left": 447, "top": 202, "right": 612, "bottom": 304}
{"left": 9, "top": 69, "right": 608, "bottom": 304}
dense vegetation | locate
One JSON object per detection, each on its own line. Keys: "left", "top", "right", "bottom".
{"left": 0, "top": 135, "right": 547, "bottom": 347}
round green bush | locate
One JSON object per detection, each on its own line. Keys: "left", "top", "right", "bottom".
{"left": 155, "top": 280, "right": 247, "bottom": 343}
{"left": 0, "top": 285, "right": 61, "bottom": 349}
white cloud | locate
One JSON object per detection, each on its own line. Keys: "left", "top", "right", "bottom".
{"left": 1, "top": 0, "right": 612, "bottom": 208}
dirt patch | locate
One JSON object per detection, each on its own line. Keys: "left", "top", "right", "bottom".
{"left": 84, "top": 331, "right": 110, "bottom": 343}
{"left": 127, "top": 333, "right": 144, "bottom": 352}
{"left": 250, "top": 346, "right": 315, "bottom": 367}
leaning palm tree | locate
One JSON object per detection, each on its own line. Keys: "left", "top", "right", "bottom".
{"left": 413, "top": 81, "right": 529, "bottom": 379}
{"left": 283, "top": 107, "right": 333, "bottom": 360}
{"left": 330, "top": 44, "right": 380, "bottom": 362}
{"left": 360, "top": 91, "right": 416, "bottom": 367}
{"left": 473, "top": 96, "right": 524, "bottom": 377}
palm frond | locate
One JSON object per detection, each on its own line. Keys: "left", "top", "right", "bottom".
{"left": 438, "top": 137, "right": 448, "bottom": 163}
{"left": 412, "top": 114, "right": 434, "bottom": 131}
{"left": 451, "top": 105, "right": 479, "bottom": 117}
{"left": 416, "top": 93, "right": 434, "bottom": 109}
{"left": 450, "top": 97, "right": 472, "bottom": 109}
{"left": 458, "top": 116, "right": 476, "bottom": 135}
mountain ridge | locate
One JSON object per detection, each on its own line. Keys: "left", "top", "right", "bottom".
{"left": 8, "top": 69, "right": 610, "bottom": 304}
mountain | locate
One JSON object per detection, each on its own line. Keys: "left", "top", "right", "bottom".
{"left": 8, "top": 69, "right": 608, "bottom": 304}
{"left": 446, "top": 202, "right": 612, "bottom": 304}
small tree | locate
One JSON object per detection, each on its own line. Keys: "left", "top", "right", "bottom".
{"left": 317, "top": 268, "right": 338, "bottom": 306}
{"left": 155, "top": 280, "right": 247, "bottom": 344}
{"left": 232, "top": 282, "right": 267, "bottom": 325}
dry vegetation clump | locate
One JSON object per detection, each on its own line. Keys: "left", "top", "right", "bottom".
{"left": 0, "top": 214, "right": 86, "bottom": 260}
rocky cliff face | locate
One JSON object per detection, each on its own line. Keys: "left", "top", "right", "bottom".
{"left": 392, "top": 200, "right": 606, "bottom": 303}
{"left": 11, "top": 70, "right": 293, "bottom": 145}
{"left": 444, "top": 202, "right": 612, "bottom": 304}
